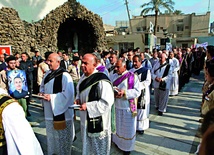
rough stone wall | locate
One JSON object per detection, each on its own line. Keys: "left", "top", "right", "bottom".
{"left": 0, "top": 7, "right": 30, "bottom": 53}
{"left": 0, "top": 0, "right": 106, "bottom": 55}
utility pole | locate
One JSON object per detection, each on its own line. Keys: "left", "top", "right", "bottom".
{"left": 125, "top": 0, "right": 133, "bottom": 34}
{"left": 208, "top": 0, "right": 211, "bottom": 11}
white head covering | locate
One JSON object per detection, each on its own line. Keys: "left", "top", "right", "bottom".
{"left": 0, "top": 88, "right": 8, "bottom": 95}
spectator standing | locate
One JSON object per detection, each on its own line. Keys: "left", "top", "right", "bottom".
{"left": 37, "top": 52, "right": 52, "bottom": 88}
{"left": 32, "top": 49, "right": 42, "bottom": 94}
{"left": 126, "top": 49, "right": 134, "bottom": 70}
{"left": 68, "top": 56, "right": 80, "bottom": 94}
{"left": 60, "top": 52, "right": 72, "bottom": 71}
{"left": 20, "top": 52, "right": 34, "bottom": 116}
{"left": 0, "top": 54, "right": 6, "bottom": 72}
{"left": 202, "top": 60, "right": 214, "bottom": 115}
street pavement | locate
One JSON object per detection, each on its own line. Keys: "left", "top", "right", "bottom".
{"left": 27, "top": 72, "right": 204, "bottom": 155}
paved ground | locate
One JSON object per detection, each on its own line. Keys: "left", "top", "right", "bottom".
{"left": 27, "top": 72, "right": 204, "bottom": 155}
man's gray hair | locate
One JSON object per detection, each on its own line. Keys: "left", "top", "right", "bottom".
{"left": 92, "top": 52, "right": 101, "bottom": 61}
{"left": 56, "top": 54, "right": 61, "bottom": 62}
{"left": 119, "top": 58, "right": 126, "bottom": 67}
{"left": 162, "top": 52, "right": 167, "bottom": 58}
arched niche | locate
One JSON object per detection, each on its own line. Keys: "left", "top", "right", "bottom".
{"left": 57, "top": 17, "right": 97, "bottom": 53}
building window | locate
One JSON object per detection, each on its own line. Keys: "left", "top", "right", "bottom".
{"left": 119, "top": 42, "right": 134, "bottom": 51}
{"left": 177, "top": 25, "right": 183, "bottom": 31}
{"left": 136, "top": 27, "right": 141, "bottom": 32}
{"left": 178, "top": 19, "right": 183, "bottom": 22}
{"left": 182, "top": 44, "right": 188, "bottom": 48}
{"left": 185, "top": 26, "right": 189, "bottom": 29}
{"left": 142, "top": 26, "right": 146, "bottom": 31}
{"left": 157, "top": 25, "right": 160, "bottom": 32}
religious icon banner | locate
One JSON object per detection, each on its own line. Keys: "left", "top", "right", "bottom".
{"left": 7, "top": 69, "right": 28, "bottom": 99}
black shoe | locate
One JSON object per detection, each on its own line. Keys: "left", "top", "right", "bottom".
{"left": 158, "top": 111, "right": 163, "bottom": 116}
{"left": 138, "top": 130, "right": 144, "bottom": 135}
{"left": 123, "top": 151, "right": 130, "bottom": 155}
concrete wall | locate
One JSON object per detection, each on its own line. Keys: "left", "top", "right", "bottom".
{"left": 190, "top": 12, "right": 210, "bottom": 37}
{"left": 106, "top": 34, "right": 144, "bottom": 51}
{"left": 131, "top": 12, "right": 210, "bottom": 38}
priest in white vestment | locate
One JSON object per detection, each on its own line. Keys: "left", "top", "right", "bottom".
{"left": 0, "top": 89, "right": 43, "bottom": 155}
{"left": 130, "top": 55, "right": 151, "bottom": 134}
{"left": 169, "top": 51, "right": 180, "bottom": 96}
{"left": 93, "top": 52, "right": 109, "bottom": 77}
{"left": 106, "top": 52, "right": 118, "bottom": 76}
{"left": 110, "top": 59, "right": 141, "bottom": 155}
{"left": 151, "top": 53, "right": 172, "bottom": 116}
{"left": 39, "top": 53, "right": 75, "bottom": 155}
{"left": 75, "top": 54, "right": 114, "bottom": 155}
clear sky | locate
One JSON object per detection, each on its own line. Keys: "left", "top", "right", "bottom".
{"left": 0, "top": 0, "right": 213, "bottom": 26}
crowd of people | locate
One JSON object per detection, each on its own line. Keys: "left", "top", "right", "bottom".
{"left": 0, "top": 45, "right": 213, "bottom": 155}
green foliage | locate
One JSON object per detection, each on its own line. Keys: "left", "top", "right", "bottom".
{"left": 173, "top": 10, "right": 184, "bottom": 15}
{"left": 140, "top": 0, "right": 175, "bottom": 35}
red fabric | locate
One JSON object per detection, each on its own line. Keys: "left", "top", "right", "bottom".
{"left": 0, "top": 46, "right": 12, "bottom": 55}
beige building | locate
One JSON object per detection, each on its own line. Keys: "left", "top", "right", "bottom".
{"left": 131, "top": 11, "right": 210, "bottom": 48}
{"left": 106, "top": 30, "right": 156, "bottom": 52}
{"left": 106, "top": 12, "right": 210, "bottom": 51}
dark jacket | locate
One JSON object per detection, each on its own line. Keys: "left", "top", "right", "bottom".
{"left": 126, "top": 60, "right": 133, "bottom": 70}
{"left": 11, "top": 89, "right": 28, "bottom": 99}
{"left": 0, "top": 62, "right": 7, "bottom": 72}
{"left": 20, "top": 60, "right": 34, "bottom": 81}
{"left": 60, "top": 59, "right": 72, "bottom": 70}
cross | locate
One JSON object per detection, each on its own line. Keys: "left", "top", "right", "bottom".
{"left": 90, "top": 118, "right": 99, "bottom": 129}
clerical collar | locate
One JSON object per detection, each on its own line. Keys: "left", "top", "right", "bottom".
{"left": 160, "top": 61, "right": 167, "bottom": 65}
{"left": 84, "top": 69, "right": 97, "bottom": 78}
{"left": 96, "top": 63, "right": 102, "bottom": 68}
{"left": 44, "top": 67, "right": 65, "bottom": 84}
{"left": 50, "top": 66, "right": 60, "bottom": 72}
{"left": 136, "top": 66, "right": 142, "bottom": 70}
{"left": 118, "top": 70, "right": 128, "bottom": 75}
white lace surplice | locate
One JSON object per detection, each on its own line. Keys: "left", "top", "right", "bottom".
{"left": 76, "top": 71, "right": 114, "bottom": 155}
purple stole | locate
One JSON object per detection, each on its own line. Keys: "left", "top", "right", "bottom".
{"left": 113, "top": 71, "right": 137, "bottom": 117}
{"left": 96, "top": 65, "right": 106, "bottom": 72}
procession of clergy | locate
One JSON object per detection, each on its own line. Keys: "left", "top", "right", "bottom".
{"left": 0, "top": 46, "right": 206, "bottom": 155}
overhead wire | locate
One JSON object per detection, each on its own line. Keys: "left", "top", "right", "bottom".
{"left": 101, "top": 4, "right": 125, "bottom": 16}
{"left": 93, "top": 0, "right": 124, "bottom": 12}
